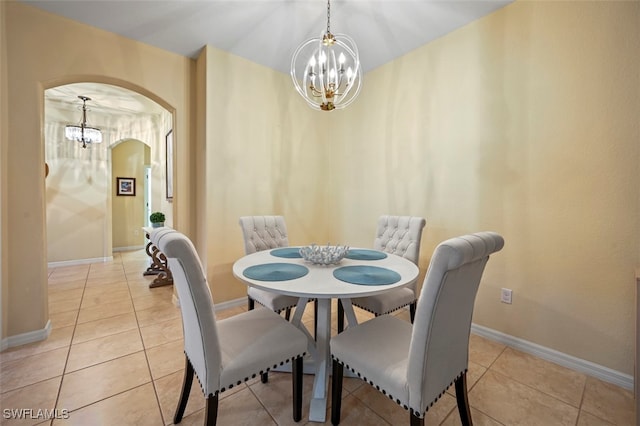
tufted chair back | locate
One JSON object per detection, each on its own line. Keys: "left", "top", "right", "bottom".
{"left": 407, "top": 231, "right": 504, "bottom": 416}
{"left": 331, "top": 231, "right": 504, "bottom": 425}
{"left": 155, "top": 229, "right": 309, "bottom": 426}
{"left": 343, "top": 215, "right": 426, "bottom": 327}
{"left": 239, "top": 216, "right": 289, "bottom": 254}
{"left": 373, "top": 216, "right": 426, "bottom": 265}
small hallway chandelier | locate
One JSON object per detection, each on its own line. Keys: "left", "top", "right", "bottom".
{"left": 65, "top": 95, "right": 102, "bottom": 148}
{"left": 291, "top": 0, "right": 362, "bottom": 111}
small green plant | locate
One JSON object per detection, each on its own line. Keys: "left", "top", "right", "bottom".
{"left": 149, "top": 212, "right": 165, "bottom": 223}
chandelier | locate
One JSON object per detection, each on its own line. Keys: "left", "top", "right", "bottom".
{"left": 291, "top": 0, "right": 362, "bottom": 111}
{"left": 65, "top": 95, "right": 102, "bottom": 148}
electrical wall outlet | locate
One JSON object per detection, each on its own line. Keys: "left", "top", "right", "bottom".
{"left": 501, "top": 288, "right": 512, "bottom": 304}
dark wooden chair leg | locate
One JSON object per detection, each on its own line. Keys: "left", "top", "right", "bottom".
{"left": 337, "top": 300, "right": 345, "bottom": 333}
{"left": 292, "top": 356, "right": 303, "bottom": 422}
{"left": 261, "top": 371, "right": 269, "bottom": 383}
{"left": 455, "top": 372, "right": 473, "bottom": 426}
{"left": 204, "top": 393, "right": 218, "bottom": 426}
{"left": 331, "top": 360, "right": 344, "bottom": 425}
{"left": 285, "top": 307, "right": 292, "bottom": 321}
{"left": 248, "top": 296, "right": 255, "bottom": 311}
{"left": 409, "top": 301, "right": 416, "bottom": 323}
{"left": 173, "top": 356, "right": 194, "bottom": 424}
{"left": 410, "top": 412, "right": 424, "bottom": 426}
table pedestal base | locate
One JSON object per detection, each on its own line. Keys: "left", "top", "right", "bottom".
{"left": 289, "top": 297, "right": 360, "bottom": 423}
{"left": 309, "top": 398, "right": 328, "bottom": 423}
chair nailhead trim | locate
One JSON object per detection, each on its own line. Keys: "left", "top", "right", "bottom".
{"left": 253, "top": 300, "right": 298, "bottom": 313}
{"left": 185, "top": 351, "right": 306, "bottom": 397}
{"left": 332, "top": 356, "right": 468, "bottom": 420}
{"left": 352, "top": 300, "right": 416, "bottom": 316}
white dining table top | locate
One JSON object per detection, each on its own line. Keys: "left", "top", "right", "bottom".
{"left": 232, "top": 247, "right": 419, "bottom": 299}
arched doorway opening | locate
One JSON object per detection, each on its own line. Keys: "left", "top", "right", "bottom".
{"left": 44, "top": 82, "right": 173, "bottom": 266}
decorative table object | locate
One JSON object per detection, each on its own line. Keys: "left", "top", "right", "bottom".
{"left": 299, "top": 244, "right": 349, "bottom": 265}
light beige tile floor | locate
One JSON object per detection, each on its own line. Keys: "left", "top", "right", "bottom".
{"left": 0, "top": 249, "right": 635, "bottom": 425}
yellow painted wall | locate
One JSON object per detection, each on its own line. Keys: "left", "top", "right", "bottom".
{"left": 2, "top": 0, "right": 639, "bottom": 379}
{"left": 2, "top": 2, "right": 194, "bottom": 338}
{"left": 198, "top": 45, "right": 332, "bottom": 303}
{"left": 331, "top": 1, "right": 640, "bottom": 374}
{"left": 44, "top": 103, "right": 112, "bottom": 263}
{"left": 0, "top": 0, "right": 9, "bottom": 340}
{"left": 112, "top": 140, "right": 149, "bottom": 249}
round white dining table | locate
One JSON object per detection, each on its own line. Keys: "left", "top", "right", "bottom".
{"left": 232, "top": 247, "right": 419, "bottom": 423}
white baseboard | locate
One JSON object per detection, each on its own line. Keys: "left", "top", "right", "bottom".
{"left": 471, "top": 323, "right": 633, "bottom": 390}
{"left": 171, "top": 294, "right": 245, "bottom": 312}
{"left": 48, "top": 257, "right": 114, "bottom": 268}
{"left": 214, "top": 297, "right": 245, "bottom": 312}
{"left": 113, "top": 245, "right": 145, "bottom": 252}
{"left": 1, "top": 320, "right": 52, "bottom": 352}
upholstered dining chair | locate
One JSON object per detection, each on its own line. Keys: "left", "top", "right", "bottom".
{"left": 331, "top": 231, "right": 504, "bottom": 426}
{"left": 338, "top": 215, "right": 426, "bottom": 332}
{"left": 238, "top": 215, "right": 317, "bottom": 383}
{"left": 239, "top": 216, "right": 300, "bottom": 319}
{"left": 152, "top": 229, "right": 308, "bottom": 426}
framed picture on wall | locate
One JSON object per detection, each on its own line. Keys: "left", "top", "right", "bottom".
{"left": 117, "top": 177, "right": 136, "bottom": 196}
{"left": 166, "top": 129, "right": 173, "bottom": 200}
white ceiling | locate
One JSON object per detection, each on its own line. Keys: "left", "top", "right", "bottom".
{"left": 29, "top": 0, "right": 512, "bottom": 113}
{"left": 23, "top": 0, "right": 512, "bottom": 75}
{"left": 45, "top": 83, "right": 167, "bottom": 117}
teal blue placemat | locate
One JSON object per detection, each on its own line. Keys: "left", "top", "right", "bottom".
{"left": 333, "top": 266, "right": 401, "bottom": 286}
{"left": 243, "top": 263, "right": 308, "bottom": 281}
{"left": 270, "top": 247, "right": 302, "bottom": 258}
{"left": 345, "top": 249, "right": 387, "bottom": 261}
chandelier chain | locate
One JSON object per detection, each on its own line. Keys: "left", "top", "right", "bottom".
{"left": 326, "top": 0, "right": 331, "bottom": 34}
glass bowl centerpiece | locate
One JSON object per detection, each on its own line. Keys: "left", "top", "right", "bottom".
{"left": 299, "top": 244, "right": 349, "bottom": 265}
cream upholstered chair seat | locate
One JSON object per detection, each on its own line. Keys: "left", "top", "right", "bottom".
{"left": 151, "top": 229, "right": 308, "bottom": 426}
{"left": 331, "top": 232, "right": 504, "bottom": 426}
{"left": 338, "top": 215, "right": 426, "bottom": 332}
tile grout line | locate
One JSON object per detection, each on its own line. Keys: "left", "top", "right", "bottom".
{"left": 122, "top": 253, "right": 170, "bottom": 426}
{"left": 246, "top": 382, "right": 280, "bottom": 426}
{"left": 346, "top": 390, "right": 394, "bottom": 425}
{"left": 464, "top": 348, "right": 504, "bottom": 426}
{"left": 51, "top": 262, "right": 90, "bottom": 423}
{"left": 486, "top": 346, "right": 594, "bottom": 415}
{"left": 574, "top": 376, "right": 588, "bottom": 426}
